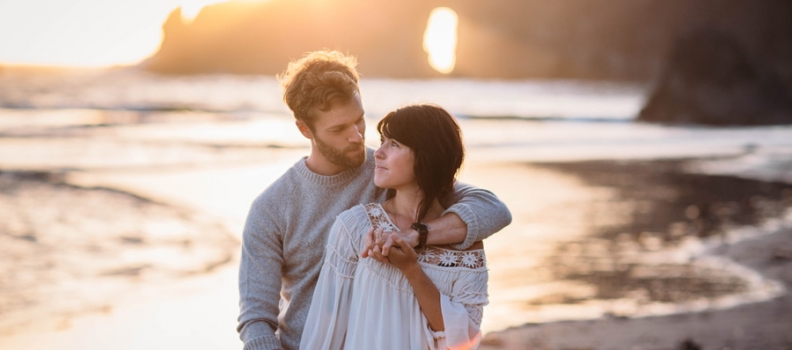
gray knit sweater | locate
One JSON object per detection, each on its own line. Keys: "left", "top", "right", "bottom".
{"left": 237, "top": 148, "right": 511, "bottom": 350}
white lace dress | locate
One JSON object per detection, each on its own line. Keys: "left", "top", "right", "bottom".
{"left": 300, "top": 203, "right": 488, "bottom": 350}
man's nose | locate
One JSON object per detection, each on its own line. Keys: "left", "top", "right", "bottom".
{"left": 349, "top": 125, "right": 363, "bottom": 143}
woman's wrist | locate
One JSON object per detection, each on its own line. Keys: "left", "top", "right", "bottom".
{"left": 400, "top": 262, "right": 422, "bottom": 277}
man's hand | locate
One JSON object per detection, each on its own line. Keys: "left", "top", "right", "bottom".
{"left": 360, "top": 227, "right": 419, "bottom": 261}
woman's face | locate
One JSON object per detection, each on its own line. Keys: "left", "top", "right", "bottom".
{"left": 373, "top": 135, "right": 416, "bottom": 190}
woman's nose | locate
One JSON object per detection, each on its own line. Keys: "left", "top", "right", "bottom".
{"left": 374, "top": 144, "right": 384, "bottom": 159}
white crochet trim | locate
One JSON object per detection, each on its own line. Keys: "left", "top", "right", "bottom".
{"left": 364, "top": 203, "right": 399, "bottom": 232}
{"left": 364, "top": 203, "right": 487, "bottom": 270}
{"left": 418, "top": 246, "right": 486, "bottom": 270}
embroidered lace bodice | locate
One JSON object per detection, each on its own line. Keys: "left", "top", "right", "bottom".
{"left": 363, "top": 203, "right": 487, "bottom": 270}
{"left": 301, "top": 203, "right": 490, "bottom": 350}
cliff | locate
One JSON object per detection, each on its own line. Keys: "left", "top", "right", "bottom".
{"left": 143, "top": 0, "right": 792, "bottom": 82}
{"left": 638, "top": 29, "right": 792, "bottom": 126}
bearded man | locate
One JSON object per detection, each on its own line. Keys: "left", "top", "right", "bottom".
{"left": 237, "top": 50, "right": 512, "bottom": 350}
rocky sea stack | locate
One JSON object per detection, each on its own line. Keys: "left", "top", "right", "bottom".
{"left": 638, "top": 30, "right": 792, "bottom": 126}
{"left": 144, "top": 1, "right": 792, "bottom": 81}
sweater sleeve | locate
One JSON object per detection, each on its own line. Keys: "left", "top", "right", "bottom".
{"left": 299, "top": 214, "right": 360, "bottom": 350}
{"left": 443, "top": 181, "right": 512, "bottom": 250}
{"left": 237, "top": 197, "right": 286, "bottom": 350}
{"left": 431, "top": 269, "right": 489, "bottom": 350}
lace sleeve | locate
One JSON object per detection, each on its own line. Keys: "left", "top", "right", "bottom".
{"left": 437, "top": 269, "right": 489, "bottom": 350}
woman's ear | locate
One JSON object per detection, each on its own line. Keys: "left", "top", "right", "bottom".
{"left": 296, "top": 119, "right": 313, "bottom": 140}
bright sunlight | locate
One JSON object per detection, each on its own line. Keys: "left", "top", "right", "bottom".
{"left": 423, "top": 7, "right": 459, "bottom": 74}
{"left": 181, "top": 0, "right": 230, "bottom": 22}
{"left": 0, "top": 0, "right": 236, "bottom": 67}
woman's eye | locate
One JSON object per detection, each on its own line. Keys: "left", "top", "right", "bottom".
{"left": 391, "top": 141, "right": 399, "bottom": 147}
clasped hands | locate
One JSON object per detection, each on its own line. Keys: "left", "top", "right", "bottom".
{"left": 361, "top": 227, "right": 420, "bottom": 271}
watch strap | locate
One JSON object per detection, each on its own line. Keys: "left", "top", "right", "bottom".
{"left": 411, "top": 222, "right": 429, "bottom": 249}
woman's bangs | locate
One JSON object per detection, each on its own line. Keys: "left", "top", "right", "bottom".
{"left": 377, "top": 112, "right": 410, "bottom": 143}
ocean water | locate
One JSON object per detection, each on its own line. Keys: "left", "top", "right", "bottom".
{"left": 1, "top": 67, "right": 792, "bottom": 344}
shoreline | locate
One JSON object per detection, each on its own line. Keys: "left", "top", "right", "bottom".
{"left": 480, "top": 228, "right": 792, "bottom": 350}
{"left": 1, "top": 155, "right": 791, "bottom": 349}
{"left": 469, "top": 156, "right": 792, "bottom": 335}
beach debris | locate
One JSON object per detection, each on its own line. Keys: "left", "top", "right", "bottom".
{"left": 678, "top": 338, "right": 702, "bottom": 350}
{"left": 772, "top": 246, "right": 792, "bottom": 262}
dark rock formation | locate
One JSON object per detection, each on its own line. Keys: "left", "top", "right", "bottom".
{"left": 143, "top": 0, "right": 792, "bottom": 83}
{"left": 450, "top": 0, "right": 792, "bottom": 82}
{"left": 638, "top": 30, "right": 792, "bottom": 126}
{"left": 145, "top": 0, "right": 443, "bottom": 78}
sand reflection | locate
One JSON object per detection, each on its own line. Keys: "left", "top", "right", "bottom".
{"left": 474, "top": 161, "right": 790, "bottom": 333}
{"left": 1, "top": 88, "right": 791, "bottom": 348}
{"left": 0, "top": 171, "right": 237, "bottom": 336}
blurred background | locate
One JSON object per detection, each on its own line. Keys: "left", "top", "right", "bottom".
{"left": 1, "top": 0, "right": 792, "bottom": 349}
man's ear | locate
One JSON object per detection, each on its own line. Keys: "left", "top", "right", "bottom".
{"left": 296, "top": 119, "right": 313, "bottom": 140}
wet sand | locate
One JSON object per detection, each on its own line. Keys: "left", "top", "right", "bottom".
{"left": 1, "top": 157, "right": 791, "bottom": 349}
{"left": 476, "top": 160, "right": 792, "bottom": 350}
{"left": 480, "top": 228, "right": 792, "bottom": 350}
{"left": 0, "top": 170, "right": 238, "bottom": 338}
{"left": 1, "top": 106, "right": 792, "bottom": 349}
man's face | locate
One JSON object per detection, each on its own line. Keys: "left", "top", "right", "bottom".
{"left": 309, "top": 93, "right": 367, "bottom": 169}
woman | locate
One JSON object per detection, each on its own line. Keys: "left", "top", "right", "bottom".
{"left": 300, "top": 104, "right": 489, "bottom": 350}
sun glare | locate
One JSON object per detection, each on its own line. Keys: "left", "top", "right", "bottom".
{"left": 180, "top": 0, "right": 229, "bottom": 22}
{"left": 0, "top": 0, "right": 250, "bottom": 67}
{"left": 423, "top": 7, "right": 459, "bottom": 74}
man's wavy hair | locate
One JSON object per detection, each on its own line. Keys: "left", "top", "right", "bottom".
{"left": 278, "top": 50, "right": 360, "bottom": 128}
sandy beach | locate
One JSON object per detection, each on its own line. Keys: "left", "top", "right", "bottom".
{"left": 480, "top": 227, "right": 792, "bottom": 350}
{"left": 463, "top": 155, "right": 792, "bottom": 350}
{"left": 2, "top": 0, "right": 792, "bottom": 345}
{"left": 2, "top": 154, "right": 791, "bottom": 349}
{"left": 1, "top": 73, "right": 792, "bottom": 349}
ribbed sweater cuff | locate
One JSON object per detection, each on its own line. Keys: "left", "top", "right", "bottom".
{"left": 243, "top": 335, "right": 283, "bottom": 350}
{"left": 444, "top": 203, "right": 479, "bottom": 250}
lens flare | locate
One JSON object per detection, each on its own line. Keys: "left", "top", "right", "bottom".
{"left": 423, "top": 7, "right": 459, "bottom": 74}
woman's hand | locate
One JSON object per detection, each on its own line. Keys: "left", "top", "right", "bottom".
{"left": 385, "top": 233, "right": 420, "bottom": 274}
{"left": 361, "top": 227, "right": 389, "bottom": 260}
{"left": 361, "top": 227, "right": 419, "bottom": 262}
{"left": 361, "top": 227, "right": 376, "bottom": 258}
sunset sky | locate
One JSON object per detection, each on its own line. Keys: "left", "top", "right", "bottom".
{"left": 0, "top": 0, "right": 238, "bottom": 67}
{"left": 0, "top": 0, "right": 458, "bottom": 73}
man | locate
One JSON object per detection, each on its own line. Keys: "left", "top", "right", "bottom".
{"left": 237, "top": 50, "right": 511, "bottom": 350}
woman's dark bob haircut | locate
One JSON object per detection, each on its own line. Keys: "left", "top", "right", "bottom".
{"left": 376, "top": 104, "right": 464, "bottom": 222}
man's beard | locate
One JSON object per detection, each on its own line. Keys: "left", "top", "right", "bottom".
{"left": 315, "top": 135, "right": 366, "bottom": 169}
